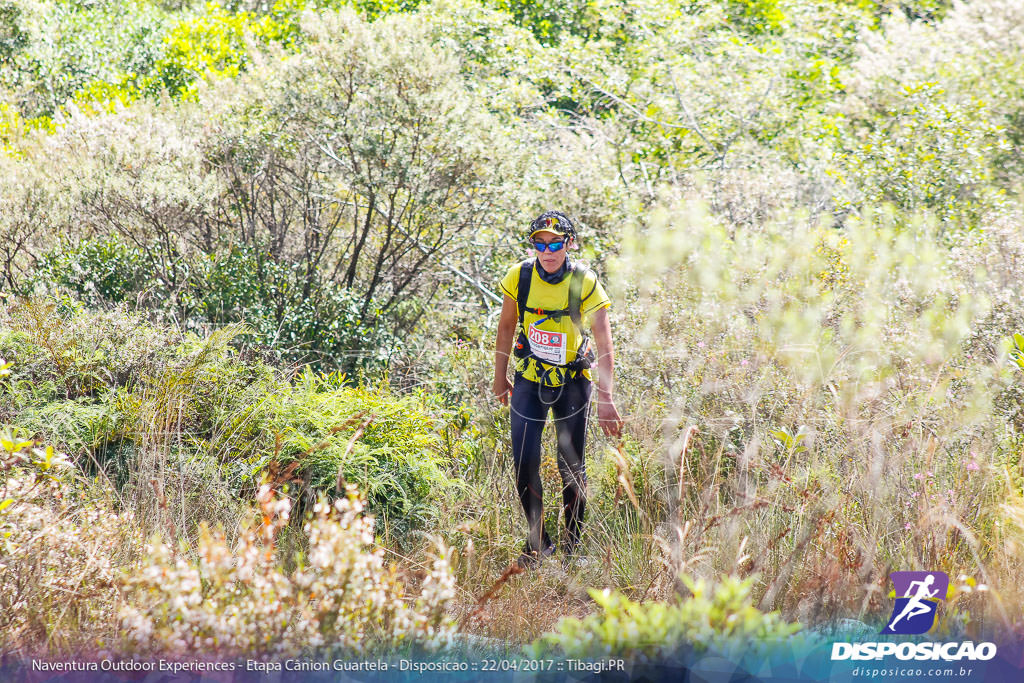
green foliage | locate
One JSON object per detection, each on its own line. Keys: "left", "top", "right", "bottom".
{"left": 265, "top": 374, "right": 458, "bottom": 537}
{"left": 0, "top": 1, "right": 29, "bottom": 64}
{"left": 529, "top": 576, "right": 802, "bottom": 659}
{"left": 0, "top": 103, "right": 26, "bottom": 157}
{"left": 487, "top": 0, "right": 599, "bottom": 44}
{"left": 0, "top": 298, "right": 169, "bottom": 404}
{"left": 786, "top": 56, "right": 845, "bottom": 110}
{"left": 143, "top": 1, "right": 300, "bottom": 100}
{"left": 345, "top": 0, "right": 424, "bottom": 20}
{"left": 20, "top": 8, "right": 509, "bottom": 374}
{"left": 74, "top": 0, "right": 305, "bottom": 106}
{"left": 196, "top": 247, "right": 396, "bottom": 372}
{"left": 12, "top": 399, "right": 119, "bottom": 464}
{"left": 0, "top": 427, "right": 72, "bottom": 483}
{"left": 1007, "top": 333, "right": 1024, "bottom": 372}
{"left": 0, "top": 0, "right": 307, "bottom": 118}
{"left": 830, "top": 81, "right": 1005, "bottom": 227}
{"left": 769, "top": 426, "right": 808, "bottom": 457}
{"left": 1, "top": 0, "right": 174, "bottom": 118}
{"left": 34, "top": 239, "right": 150, "bottom": 308}
{"left": 725, "top": 0, "right": 786, "bottom": 35}
{"left": 873, "top": 0, "right": 953, "bottom": 23}
{"left": 2, "top": 0, "right": 1024, "bottom": 647}
{"left": 33, "top": 240, "right": 394, "bottom": 373}
{"left": 0, "top": 301, "right": 456, "bottom": 538}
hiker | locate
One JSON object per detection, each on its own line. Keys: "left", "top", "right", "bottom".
{"left": 493, "top": 210, "right": 622, "bottom": 569}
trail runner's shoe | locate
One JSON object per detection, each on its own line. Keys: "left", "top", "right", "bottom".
{"left": 515, "top": 539, "right": 556, "bottom": 570}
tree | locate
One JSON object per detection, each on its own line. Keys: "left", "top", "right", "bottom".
{"left": 205, "top": 9, "right": 510, "bottom": 333}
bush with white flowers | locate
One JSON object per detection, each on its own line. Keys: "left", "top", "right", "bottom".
{"left": 120, "top": 484, "right": 456, "bottom": 657}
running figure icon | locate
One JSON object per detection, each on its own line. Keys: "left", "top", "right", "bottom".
{"left": 887, "top": 575, "right": 938, "bottom": 631}
{"left": 882, "top": 571, "right": 948, "bottom": 635}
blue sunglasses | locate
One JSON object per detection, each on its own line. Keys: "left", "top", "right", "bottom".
{"left": 532, "top": 240, "right": 565, "bottom": 253}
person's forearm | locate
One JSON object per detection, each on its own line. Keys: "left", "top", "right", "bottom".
{"left": 596, "top": 345, "right": 615, "bottom": 400}
{"left": 589, "top": 307, "right": 616, "bottom": 400}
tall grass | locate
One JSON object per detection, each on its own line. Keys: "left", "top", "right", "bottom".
{"left": 422, "top": 200, "right": 1024, "bottom": 646}
{"left": 3, "top": 220, "right": 1023, "bottom": 652}
{"left": 597, "top": 202, "right": 1023, "bottom": 634}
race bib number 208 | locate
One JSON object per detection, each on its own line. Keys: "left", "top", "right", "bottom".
{"left": 527, "top": 322, "right": 567, "bottom": 365}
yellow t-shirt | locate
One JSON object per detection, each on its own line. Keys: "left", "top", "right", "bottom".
{"left": 499, "top": 260, "right": 611, "bottom": 386}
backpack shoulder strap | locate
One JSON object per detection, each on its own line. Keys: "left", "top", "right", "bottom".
{"left": 568, "top": 264, "right": 588, "bottom": 331}
{"left": 517, "top": 259, "right": 534, "bottom": 325}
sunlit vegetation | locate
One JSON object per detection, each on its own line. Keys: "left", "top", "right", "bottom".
{"left": 2, "top": 0, "right": 1024, "bottom": 662}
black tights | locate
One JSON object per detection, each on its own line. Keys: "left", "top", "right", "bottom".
{"left": 510, "top": 373, "right": 592, "bottom": 555}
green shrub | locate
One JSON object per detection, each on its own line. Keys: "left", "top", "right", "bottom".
{"left": 529, "top": 575, "right": 802, "bottom": 659}
{"left": 487, "top": 0, "right": 600, "bottom": 44}
{"left": 138, "top": 0, "right": 304, "bottom": 101}
{"left": 196, "top": 247, "right": 396, "bottom": 372}
{"left": 33, "top": 241, "right": 395, "bottom": 373}
{"left": 0, "top": 2, "right": 28, "bottom": 65}
{"left": 1, "top": 300, "right": 458, "bottom": 539}
{"left": 829, "top": 81, "right": 1005, "bottom": 228}
{"left": 263, "top": 373, "right": 459, "bottom": 538}
{"left": 33, "top": 239, "right": 151, "bottom": 308}
{"left": 725, "top": 0, "right": 786, "bottom": 35}
{"left": 1, "top": 0, "right": 174, "bottom": 118}
{"left": 11, "top": 398, "right": 119, "bottom": 462}
{"left": 13, "top": 0, "right": 309, "bottom": 114}
{"left": 0, "top": 298, "right": 170, "bottom": 404}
